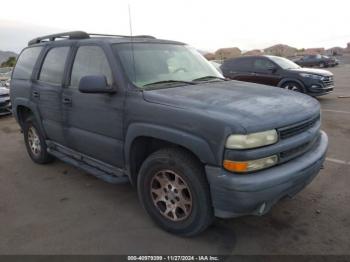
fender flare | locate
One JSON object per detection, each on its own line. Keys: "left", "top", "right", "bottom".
{"left": 124, "top": 123, "right": 217, "bottom": 168}
{"left": 13, "top": 98, "right": 46, "bottom": 137}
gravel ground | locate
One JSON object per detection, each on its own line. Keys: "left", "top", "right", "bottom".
{"left": 0, "top": 64, "right": 349, "bottom": 255}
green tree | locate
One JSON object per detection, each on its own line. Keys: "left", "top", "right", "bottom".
{"left": 1, "top": 56, "right": 17, "bottom": 68}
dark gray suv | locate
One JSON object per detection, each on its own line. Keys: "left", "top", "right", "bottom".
{"left": 10, "top": 31, "right": 328, "bottom": 236}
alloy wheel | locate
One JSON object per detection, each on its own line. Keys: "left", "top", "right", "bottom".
{"left": 283, "top": 84, "right": 300, "bottom": 91}
{"left": 28, "top": 126, "right": 41, "bottom": 156}
{"left": 150, "top": 170, "right": 192, "bottom": 221}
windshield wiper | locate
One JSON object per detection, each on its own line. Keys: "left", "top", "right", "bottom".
{"left": 143, "top": 80, "right": 196, "bottom": 88}
{"left": 192, "top": 76, "right": 227, "bottom": 82}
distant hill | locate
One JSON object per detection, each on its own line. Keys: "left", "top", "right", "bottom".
{"left": 0, "top": 50, "right": 18, "bottom": 64}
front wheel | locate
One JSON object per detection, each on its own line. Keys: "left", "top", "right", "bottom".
{"left": 137, "top": 148, "right": 214, "bottom": 236}
{"left": 281, "top": 82, "right": 304, "bottom": 93}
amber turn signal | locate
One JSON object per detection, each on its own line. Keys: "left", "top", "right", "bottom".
{"left": 223, "top": 155, "right": 278, "bottom": 173}
{"left": 223, "top": 160, "right": 248, "bottom": 173}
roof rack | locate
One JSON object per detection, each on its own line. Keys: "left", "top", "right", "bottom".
{"left": 28, "top": 31, "right": 90, "bottom": 46}
{"left": 28, "top": 31, "right": 156, "bottom": 46}
{"left": 88, "top": 33, "right": 156, "bottom": 39}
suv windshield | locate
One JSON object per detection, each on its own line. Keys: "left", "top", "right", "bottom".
{"left": 269, "top": 56, "right": 300, "bottom": 70}
{"left": 113, "top": 43, "right": 222, "bottom": 88}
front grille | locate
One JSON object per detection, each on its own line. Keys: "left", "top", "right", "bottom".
{"left": 322, "top": 76, "right": 334, "bottom": 87}
{"left": 278, "top": 115, "right": 320, "bottom": 139}
{"left": 0, "top": 94, "right": 9, "bottom": 98}
{"left": 279, "top": 135, "right": 320, "bottom": 163}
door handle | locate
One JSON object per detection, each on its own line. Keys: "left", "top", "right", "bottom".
{"left": 32, "top": 91, "right": 40, "bottom": 98}
{"left": 62, "top": 97, "right": 72, "bottom": 104}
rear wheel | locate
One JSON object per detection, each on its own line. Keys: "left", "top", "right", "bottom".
{"left": 281, "top": 82, "right": 304, "bottom": 93}
{"left": 23, "top": 116, "right": 53, "bottom": 164}
{"left": 137, "top": 148, "right": 213, "bottom": 236}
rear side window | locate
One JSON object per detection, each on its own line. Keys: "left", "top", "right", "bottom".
{"left": 70, "top": 46, "right": 112, "bottom": 88}
{"left": 39, "top": 47, "right": 70, "bottom": 85}
{"left": 12, "top": 47, "right": 42, "bottom": 80}
{"left": 223, "top": 58, "right": 252, "bottom": 71}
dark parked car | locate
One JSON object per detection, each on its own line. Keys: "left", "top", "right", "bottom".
{"left": 10, "top": 32, "right": 328, "bottom": 236}
{"left": 294, "top": 54, "right": 338, "bottom": 68}
{"left": 221, "top": 55, "right": 334, "bottom": 96}
{"left": 0, "top": 87, "right": 11, "bottom": 115}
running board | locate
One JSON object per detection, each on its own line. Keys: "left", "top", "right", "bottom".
{"left": 46, "top": 141, "right": 129, "bottom": 184}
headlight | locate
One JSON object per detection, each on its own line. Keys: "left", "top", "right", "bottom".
{"left": 299, "top": 73, "right": 323, "bottom": 80}
{"left": 225, "top": 129, "right": 278, "bottom": 149}
{"left": 223, "top": 155, "right": 278, "bottom": 173}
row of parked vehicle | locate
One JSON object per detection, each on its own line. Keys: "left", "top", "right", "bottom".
{"left": 218, "top": 55, "right": 334, "bottom": 97}
{"left": 0, "top": 67, "right": 12, "bottom": 115}
{"left": 293, "top": 54, "right": 339, "bottom": 68}
{"left": 0, "top": 67, "right": 12, "bottom": 88}
{"left": 9, "top": 31, "right": 329, "bottom": 236}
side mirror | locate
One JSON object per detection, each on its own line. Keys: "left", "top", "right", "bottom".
{"left": 78, "top": 75, "right": 115, "bottom": 94}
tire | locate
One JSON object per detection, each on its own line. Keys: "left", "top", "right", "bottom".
{"left": 137, "top": 148, "right": 214, "bottom": 236}
{"left": 281, "top": 81, "right": 304, "bottom": 93}
{"left": 23, "top": 116, "right": 53, "bottom": 164}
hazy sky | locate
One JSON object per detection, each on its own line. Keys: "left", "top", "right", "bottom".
{"left": 1, "top": 0, "right": 350, "bottom": 53}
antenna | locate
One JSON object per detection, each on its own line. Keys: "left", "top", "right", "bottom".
{"left": 128, "top": 4, "right": 136, "bottom": 83}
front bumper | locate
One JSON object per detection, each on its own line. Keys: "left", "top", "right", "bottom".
{"left": 205, "top": 131, "right": 328, "bottom": 218}
{"left": 304, "top": 78, "right": 334, "bottom": 96}
{"left": 0, "top": 99, "right": 12, "bottom": 116}
{"left": 307, "top": 85, "right": 334, "bottom": 96}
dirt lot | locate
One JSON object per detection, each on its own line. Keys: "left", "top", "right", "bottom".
{"left": 0, "top": 64, "right": 349, "bottom": 255}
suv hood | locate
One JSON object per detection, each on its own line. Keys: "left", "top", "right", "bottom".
{"left": 288, "top": 68, "right": 333, "bottom": 76}
{"left": 143, "top": 80, "right": 320, "bottom": 133}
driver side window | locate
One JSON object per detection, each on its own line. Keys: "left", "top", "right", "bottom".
{"left": 70, "top": 46, "right": 112, "bottom": 88}
{"left": 253, "top": 58, "right": 274, "bottom": 72}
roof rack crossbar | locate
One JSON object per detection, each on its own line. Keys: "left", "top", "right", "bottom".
{"left": 28, "top": 31, "right": 90, "bottom": 46}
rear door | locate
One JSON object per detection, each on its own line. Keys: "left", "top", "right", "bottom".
{"left": 251, "top": 57, "right": 282, "bottom": 86}
{"left": 31, "top": 45, "right": 71, "bottom": 145}
{"left": 222, "top": 58, "right": 254, "bottom": 81}
{"left": 11, "top": 46, "right": 43, "bottom": 112}
{"left": 62, "top": 44, "right": 125, "bottom": 167}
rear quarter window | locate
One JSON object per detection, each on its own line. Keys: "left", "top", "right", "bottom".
{"left": 12, "top": 47, "right": 42, "bottom": 80}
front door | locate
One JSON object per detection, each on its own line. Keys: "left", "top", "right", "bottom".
{"left": 62, "top": 44, "right": 124, "bottom": 167}
{"left": 252, "top": 58, "right": 282, "bottom": 86}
